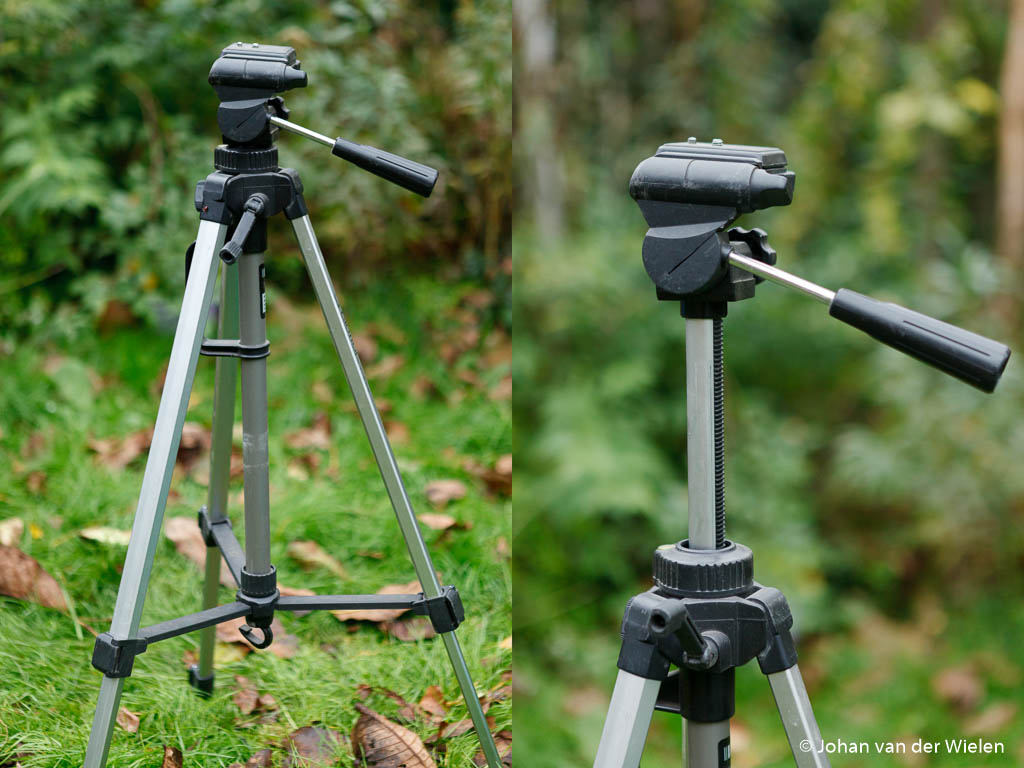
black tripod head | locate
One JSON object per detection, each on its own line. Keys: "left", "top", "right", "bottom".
{"left": 207, "top": 42, "right": 437, "bottom": 197}
{"left": 630, "top": 138, "right": 1011, "bottom": 392}
{"left": 209, "top": 42, "right": 307, "bottom": 147}
{"left": 630, "top": 139, "right": 794, "bottom": 300}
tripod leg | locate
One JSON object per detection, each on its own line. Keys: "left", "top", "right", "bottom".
{"left": 193, "top": 259, "right": 239, "bottom": 695}
{"left": 766, "top": 665, "right": 831, "bottom": 768}
{"left": 290, "top": 214, "right": 503, "bottom": 768}
{"left": 84, "top": 220, "right": 227, "bottom": 768}
{"left": 684, "top": 720, "right": 731, "bottom": 768}
{"left": 593, "top": 671, "right": 660, "bottom": 768}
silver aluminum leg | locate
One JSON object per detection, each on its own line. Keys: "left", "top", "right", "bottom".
{"left": 290, "top": 214, "right": 502, "bottom": 768}
{"left": 684, "top": 719, "right": 730, "bottom": 768}
{"left": 197, "top": 260, "right": 239, "bottom": 680}
{"left": 84, "top": 220, "right": 227, "bottom": 768}
{"left": 238, "top": 251, "right": 272, "bottom": 575}
{"left": 767, "top": 665, "right": 831, "bottom": 768}
{"left": 592, "top": 671, "right": 660, "bottom": 768}
{"left": 685, "top": 319, "right": 716, "bottom": 549}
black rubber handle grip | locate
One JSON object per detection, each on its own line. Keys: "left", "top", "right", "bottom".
{"left": 828, "top": 289, "right": 1011, "bottom": 393}
{"left": 331, "top": 138, "right": 438, "bottom": 197}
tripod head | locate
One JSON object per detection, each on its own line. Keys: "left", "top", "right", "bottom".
{"left": 208, "top": 42, "right": 437, "bottom": 197}
{"left": 630, "top": 139, "right": 1011, "bottom": 392}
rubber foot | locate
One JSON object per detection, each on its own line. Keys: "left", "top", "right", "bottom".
{"left": 188, "top": 664, "right": 214, "bottom": 698}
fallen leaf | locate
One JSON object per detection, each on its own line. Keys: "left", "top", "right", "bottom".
{"left": 177, "top": 422, "right": 211, "bottom": 471}
{"left": 0, "top": 518, "right": 23, "bottom": 547}
{"left": 286, "top": 540, "right": 348, "bottom": 581}
{"left": 384, "top": 420, "right": 410, "bottom": 445}
{"left": 419, "top": 686, "right": 448, "bottom": 723}
{"left": 438, "top": 719, "right": 473, "bottom": 739}
{"left": 285, "top": 412, "right": 332, "bottom": 451}
{"left": 352, "top": 333, "right": 379, "bottom": 364}
{"left": 366, "top": 354, "right": 405, "bottom": 380}
{"left": 88, "top": 429, "right": 151, "bottom": 471}
{"left": 356, "top": 685, "right": 418, "bottom": 722}
{"left": 160, "top": 745, "right": 183, "bottom": 768}
{"left": 116, "top": 707, "right": 140, "bottom": 733}
{"left": 28, "top": 522, "right": 42, "bottom": 540}
{"left": 473, "top": 730, "right": 511, "bottom": 767}
{"left": 21, "top": 431, "right": 47, "bottom": 459}
{"left": 0, "top": 546, "right": 67, "bottom": 610}
{"left": 462, "top": 456, "right": 511, "bottom": 497}
{"left": 489, "top": 375, "right": 512, "bottom": 401}
{"left": 424, "top": 479, "right": 467, "bottom": 508}
{"left": 79, "top": 527, "right": 131, "bottom": 547}
{"left": 244, "top": 749, "right": 273, "bottom": 768}
{"left": 410, "top": 376, "right": 440, "bottom": 400}
{"left": 352, "top": 703, "right": 436, "bottom": 768}
{"left": 233, "top": 676, "right": 260, "bottom": 715}
{"left": 494, "top": 537, "right": 510, "bottom": 559}
{"left": 282, "top": 725, "right": 346, "bottom": 767}
{"left": 498, "top": 636, "right": 512, "bottom": 651}
{"left": 380, "top": 618, "right": 437, "bottom": 642}
{"left": 366, "top": 321, "right": 407, "bottom": 346}
{"left": 331, "top": 579, "right": 425, "bottom": 623}
{"left": 164, "top": 516, "right": 234, "bottom": 588}
{"left": 417, "top": 513, "right": 457, "bottom": 531}
{"left": 964, "top": 701, "right": 1017, "bottom": 735}
{"left": 932, "top": 664, "right": 983, "bottom": 713}
{"left": 25, "top": 471, "right": 46, "bottom": 494}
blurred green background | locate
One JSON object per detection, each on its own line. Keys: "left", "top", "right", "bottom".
{"left": 513, "top": 1, "right": 1024, "bottom": 766}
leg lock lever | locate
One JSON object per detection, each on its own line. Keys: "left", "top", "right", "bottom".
{"left": 412, "top": 585, "right": 465, "bottom": 633}
{"left": 200, "top": 338, "right": 271, "bottom": 359}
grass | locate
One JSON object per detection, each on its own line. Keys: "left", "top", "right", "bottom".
{"left": 0, "top": 271, "right": 511, "bottom": 766}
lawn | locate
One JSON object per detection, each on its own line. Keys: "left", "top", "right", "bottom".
{"left": 0, "top": 271, "right": 511, "bottom": 766}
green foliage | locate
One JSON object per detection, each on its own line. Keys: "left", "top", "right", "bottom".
{"left": 0, "top": 0, "right": 511, "bottom": 332}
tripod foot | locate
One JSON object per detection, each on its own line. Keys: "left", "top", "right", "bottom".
{"left": 188, "top": 664, "right": 214, "bottom": 698}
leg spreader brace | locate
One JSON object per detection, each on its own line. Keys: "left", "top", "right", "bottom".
{"left": 92, "top": 587, "right": 465, "bottom": 678}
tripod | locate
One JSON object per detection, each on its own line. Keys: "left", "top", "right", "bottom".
{"left": 84, "top": 43, "right": 502, "bottom": 768}
{"left": 593, "top": 139, "right": 1011, "bottom": 768}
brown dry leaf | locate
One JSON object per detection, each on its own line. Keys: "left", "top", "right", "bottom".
{"left": 0, "top": 518, "right": 24, "bottom": 547}
{"left": 411, "top": 376, "right": 439, "bottom": 400}
{"left": 489, "top": 375, "right": 512, "bottom": 401}
{"left": 438, "top": 719, "right": 474, "bottom": 739}
{"left": 160, "top": 745, "right": 183, "bottom": 768}
{"left": 357, "top": 685, "right": 418, "bottom": 722}
{"left": 332, "top": 580, "right": 422, "bottom": 623}
{"left": 419, "top": 686, "right": 448, "bottom": 723}
{"left": 233, "top": 676, "right": 260, "bottom": 715}
{"left": 21, "top": 430, "right": 47, "bottom": 459}
{"left": 366, "top": 354, "right": 405, "bottom": 380}
{"left": 417, "top": 513, "right": 457, "bottom": 531}
{"left": 177, "top": 422, "right": 211, "bottom": 471}
{"left": 498, "top": 636, "right": 512, "bottom": 651}
{"left": 352, "top": 333, "right": 379, "bottom": 364}
{"left": 243, "top": 749, "right": 273, "bottom": 768}
{"left": 79, "top": 527, "right": 131, "bottom": 547}
{"left": 88, "top": 429, "right": 151, "bottom": 471}
{"left": 366, "top": 321, "right": 407, "bottom": 346}
{"left": 964, "top": 701, "right": 1017, "bottom": 736}
{"left": 0, "top": 546, "right": 67, "bottom": 610}
{"left": 494, "top": 537, "right": 509, "bottom": 559}
{"left": 115, "top": 707, "right": 140, "bottom": 733}
{"left": 287, "top": 540, "right": 348, "bottom": 581}
{"left": 164, "top": 516, "right": 234, "bottom": 588}
{"left": 473, "top": 730, "right": 511, "bottom": 767}
{"left": 380, "top": 618, "right": 436, "bottom": 642}
{"left": 424, "top": 479, "right": 467, "bottom": 508}
{"left": 216, "top": 616, "right": 297, "bottom": 659}
{"left": 462, "top": 456, "right": 511, "bottom": 497}
{"left": 282, "top": 725, "right": 346, "bottom": 767}
{"left": 25, "top": 471, "right": 46, "bottom": 494}
{"left": 932, "top": 664, "right": 983, "bottom": 713}
{"left": 285, "top": 412, "right": 332, "bottom": 451}
{"left": 352, "top": 703, "right": 436, "bottom": 768}
{"left": 384, "top": 420, "right": 410, "bottom": 445}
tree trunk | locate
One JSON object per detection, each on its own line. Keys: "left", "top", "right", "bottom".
{"left": 997, "top": 0, "right": 1024, "bottom": 270}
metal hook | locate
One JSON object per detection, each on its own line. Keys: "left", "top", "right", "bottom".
{"left": 238, "top": 623, "right": 273, "bottom": 649}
